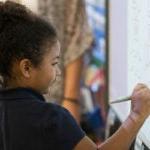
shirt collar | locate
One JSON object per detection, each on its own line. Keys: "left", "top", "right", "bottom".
{"left": 0, "top": 87, "right": 45, "bottom": 102}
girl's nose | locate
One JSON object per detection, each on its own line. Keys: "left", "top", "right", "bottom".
{"left": 56, "top": 66, "right": 61, "bottom": 76}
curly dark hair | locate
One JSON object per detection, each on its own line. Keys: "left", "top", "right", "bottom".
{"left": 0, "top": 1, "right": 57, "bottom": 79}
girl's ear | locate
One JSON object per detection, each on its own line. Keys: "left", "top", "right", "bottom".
{"left": 19, "top": 59, "right": 33, "bottom": 78}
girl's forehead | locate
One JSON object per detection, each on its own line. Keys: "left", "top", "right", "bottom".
{"left": 51, "top": 41, "right": 61, "bottom": 54}
{"left": 45, "top": 41, "right": 61, "bottom": 58}
{"left": 47, "top": 40, "right": 60, "bottom": 51}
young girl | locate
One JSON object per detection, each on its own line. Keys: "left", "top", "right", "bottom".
{"left": 0, "top": 1, "right": 150, "bottom": 150}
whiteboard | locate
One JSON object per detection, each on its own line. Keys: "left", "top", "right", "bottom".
{"left": 109, "top": 0, "right": 150, "bottom": 148}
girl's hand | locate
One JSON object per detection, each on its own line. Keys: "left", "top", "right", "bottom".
{"left": 130, "top": 83, "right": 150, "bottom": 122}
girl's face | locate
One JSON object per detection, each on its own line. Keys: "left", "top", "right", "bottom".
{"left": 30, "top": 40, "right": 61, "bottom": 94}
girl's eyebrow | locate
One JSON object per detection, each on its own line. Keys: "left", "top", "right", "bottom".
{"left": 52, "top": 56, "right": 60, "bottom": 60}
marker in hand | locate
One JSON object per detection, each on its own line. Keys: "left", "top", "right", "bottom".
{"left": 110, "top": 96, "right": 131, "bottom": 104}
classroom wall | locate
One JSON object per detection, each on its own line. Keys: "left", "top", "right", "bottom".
{"left": 0, "top": 0, "right": 38, "bottom": 13}
{"left": 109, "top": 0, "right": 130, "bottom": 122}
{"left": 21, "top": 0, "right": 38, "bottom": 13}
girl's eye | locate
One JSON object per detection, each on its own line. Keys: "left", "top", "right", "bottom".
{"left": 52, "top": 62, "right": 58, "bottom": 66}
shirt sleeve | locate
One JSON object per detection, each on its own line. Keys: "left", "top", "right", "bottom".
{"left": 44, "top": 103, "right": 85, "bottom": 150}
{"left": 57, "top": 107, "right": 85, "bottom": 150}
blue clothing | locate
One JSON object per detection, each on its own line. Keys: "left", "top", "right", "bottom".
{"left": 0, "top": 88, "right": 85, "bottom": 150}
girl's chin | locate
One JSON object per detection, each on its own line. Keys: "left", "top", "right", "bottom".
{"left": 41, "top": 89, "right": 49, "bottom": 94}
{"left": 42, "top": 86, "right": 51, "bottom": 95}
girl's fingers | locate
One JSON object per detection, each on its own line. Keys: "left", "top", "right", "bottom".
{"left": 133, "top": 83, "right": 147, "bottom": 92}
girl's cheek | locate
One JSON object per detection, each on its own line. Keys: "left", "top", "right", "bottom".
{"left": 51, "top": 68, "right": 57, "bottom": 81}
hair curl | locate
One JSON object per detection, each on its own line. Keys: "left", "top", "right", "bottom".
{"left": 0, "top": 1, "right": 57, "bottom": 79}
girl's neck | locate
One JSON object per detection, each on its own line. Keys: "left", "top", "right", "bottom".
{"left": 3, "top": 77, "right": 22, "bottom": 89}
